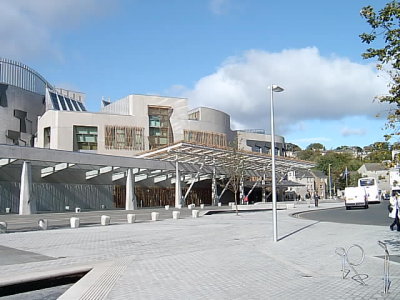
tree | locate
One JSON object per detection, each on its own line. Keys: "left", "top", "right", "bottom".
{"left": 316, "top": 152, "right": 363, "bottom": 190}
{"left": 306, "top": 143, "right": 325, "bottom": 151}
{"left": 220, "top": 139, "right": 247, "bottom": 215}
{"left": 360, "top": 1, "right": 400, "bottom": 140}
{"left": 296, "top": 149, "right": 322, "bottom": 162}
{"left": 286, "top": 143, "right": 302, "bottom": 152}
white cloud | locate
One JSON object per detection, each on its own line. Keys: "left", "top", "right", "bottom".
{"left": 341, "top": 127, "right": 366, "bottom": 137}
{"left": 0, "top": 0, "right": 116, "bottom": 61}
{"left": 209, "top": 0, "right": 231, "bottom": 15}
{"left": 180, "top": 47, "right": 389, "bottom": 135}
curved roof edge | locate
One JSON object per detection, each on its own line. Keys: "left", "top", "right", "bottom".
{"left": 0, "top": 57, "right": 53, "bottom": 90}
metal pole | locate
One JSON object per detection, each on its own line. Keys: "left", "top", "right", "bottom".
{"left": 270, "top": 86, "right": 278, "bottom": 242}
{"left": 328, "top": 164, "right": 332, "bottom": 199}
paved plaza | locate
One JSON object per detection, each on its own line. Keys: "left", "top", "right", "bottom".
{"left": 1, "top": 202, "right": 400, "bottom": 299}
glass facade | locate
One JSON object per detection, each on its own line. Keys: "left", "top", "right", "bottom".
{"left": 49, "top": 91, "right": 86, "bottom": 112}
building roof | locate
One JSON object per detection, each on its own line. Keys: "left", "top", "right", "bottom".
{"left": 361, "top": 163, "right": 388, "bottom": 172}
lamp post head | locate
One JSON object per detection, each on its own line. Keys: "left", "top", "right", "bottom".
{"left": 271, "top": 85, "right": 284, "bottom": 92}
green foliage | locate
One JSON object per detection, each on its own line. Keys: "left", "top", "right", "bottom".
{"left": 296, "top": 149, "right": 322, "bottom": 161}
{"left": 306, "top": 143, "right": 325, "bottom": 151}
{"left": 286, "top": 142, "right": 302, "bottom": 152}
{"left": 360, "top": 1, "right": 400, "bottom": 140}
{"left": 316, "top": 152, "right": 363, "bottom": 190}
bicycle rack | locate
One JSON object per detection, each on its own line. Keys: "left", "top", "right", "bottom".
{"left": 378, "top": 241, "right": 391, "bottom": 294}
{"left": 335, "top": 244, "right": 367, "bottom": 285}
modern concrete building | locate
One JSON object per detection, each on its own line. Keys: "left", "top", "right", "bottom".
{"left": 0, "top": 58, "right": 86, "bottom": 147}
{"left": 0, "top": 58, "right": 317, "bottom": 214}
{"left": 36, "top": 93, "right": 285, "bottom": 157}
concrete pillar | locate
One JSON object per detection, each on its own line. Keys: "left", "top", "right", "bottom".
{"left": 175, "top": 159, "right": 182, "bottom": 208}
{"left": 125, "top": 168, "right": 137, "bottom": 210}
{"left": 19, "top": 161, "right": 35, "bottom": 215}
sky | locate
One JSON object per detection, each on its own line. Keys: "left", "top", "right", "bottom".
{"left": 0, "top": 0, "right": 394, "bottom": 150}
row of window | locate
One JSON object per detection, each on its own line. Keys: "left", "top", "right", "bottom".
{"left": 49, "top": 92, "right": 86, "bottom": 112}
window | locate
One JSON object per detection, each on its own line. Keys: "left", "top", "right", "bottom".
{"left": 74, "top": 126, "right": 97, "bottom": 151}
{"left": 148, "top": 106, "right": 173, "bottom": 149}
{"left": 44, "top": 127, "right": 51, "bottom": 148}
{"left": 50, "top": 92, "right": 60, "bottom": 110}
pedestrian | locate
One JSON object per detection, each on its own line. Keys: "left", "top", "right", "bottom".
{"left": 314, "top": 193, "right": 319, "bottom": 207}
{"left": 389, "top": 191, "right": 400, "bottom": 231}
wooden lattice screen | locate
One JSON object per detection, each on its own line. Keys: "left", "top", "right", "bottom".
{"left": 183, "top": 130, "right": 227, "bottom": 148}
{"left": 113, "top": 186, "right": 212, "bottom": 208}
{"left": 105, "top": 125, "right": 145, "bottom": 150}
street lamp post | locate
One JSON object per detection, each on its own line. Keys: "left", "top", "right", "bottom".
{"left": 328, "top": 163, "right": 332, "bottom": 199}
{"left": 270, "top": 84, "right": 284, "bottom": 242}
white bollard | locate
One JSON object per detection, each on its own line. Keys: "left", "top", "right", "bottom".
{"left": 127, "top": 214, "right": 136, "bottom": 223}
{"left": 172, "top": 211, "right": 180, "bottom": 220}
{"left": 192, "top": 210, "right": 200, "bottom": 218}
{"left": 101, "top": 215, "right": 111, "bottom": 226}
{"left": 151, "top": 212, "right": 159, "bottom": 221}
{"left": 65, "top": 206, "right": 70, "bottom": 211}
{"left": 200, "top": 204, "right": 205, "bottom": 209}
{"left": 0, "top": 222, "right": 7, "bottom": 233}
{"left": 70, "top": 217, "right": 80, "bottom": 228}
{"left": 228, "top": 202, "right": 235, "bottom": 207}
{"left": 38, "top": 219, "right": 48, "bottom": 230}
{"left": 165, "top": 205, "right": 170, "bottom": 210}
{"left": 188, "top": 204, "right": 194, "bottom": 209}
{"left": 218, "top": 203, "right": 222, "bottom": 207}
{"left": 176, "top": 204, "right": 182, "bottom": 209}
{"left": 75, "top": 207, "right": 81, "bottom": 213}
{"left": 5, "top": 208, "right": 10, "bottom": 213}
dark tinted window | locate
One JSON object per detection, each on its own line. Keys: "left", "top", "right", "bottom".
{"left": 77, "top": 101, "right": 86, "bottom": 111}
{"left": 58, "top": 95, "right": 67, "bottom": 110}
{"left": 50, "top": 92, "right": 60, "bottom": 110}
{"left": 71, "top": 99, "right": 80, "bottom": 111}
{"left": 64, "top": 97, "right": 74, "bottom": 111}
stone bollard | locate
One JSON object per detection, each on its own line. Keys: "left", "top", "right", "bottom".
{"left": 38, "top": 219, "right": 48, "bottom": 230}
{"left": 101, "top": 215, "right": 111, "bottom": 226}
{"left": 75, "top": 207, "right": 81, "bottom": 213}
{"left": 286, "top": 204, "right": 295, "bottom": 209}
{"left": 151, "top": 212, "right": 159, "bottom": 221}
{"left": 172, "top": 211, "right": 180, "bottom": 220}
{"left": 192, "top": 210, "right": 200, "bottom": 218}
{"left": 70, "top": 217, "right": 80, "bottom": 228}
{"left": 101, "top": 204, "right": 106, "bottom": 209}
{"left": 200, "top": 204, "right": 205, "bottom": 209}
{"left": 228, "top": 202, "right": 235, "bottom": 207}
{"left": 165, "top": 205, "right": 170, "bottom": 210}
{"left": 65, "top": 206, "right": 70, "bottom": 211}
{"left": 127, "top": 214, "right": 136, "bottom": 224}
{"left": 0, "top": 222, "right": 7, "bottom": 233}
{"left": 176, "top": 204, "right": 182, "bottom": 209}
{"left": 188, "top": 204, "right": 195, "bottom": 209}
{"left": 218, "top": 203, "right": 222, "bottom": 207}
{"left": 5, "top": 208, "right": 10, "bottom": 213}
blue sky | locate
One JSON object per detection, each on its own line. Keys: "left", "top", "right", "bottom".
{"left": 0, "top": 0, "right": 393, "bottom": 150}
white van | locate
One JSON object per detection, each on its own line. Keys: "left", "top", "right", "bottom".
{"left": 344, "top": 186, "right": 368, "bottom": 210}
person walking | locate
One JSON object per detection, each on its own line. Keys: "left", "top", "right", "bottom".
{"left": 389, "top": 191, "right": 400, "bottom": 231}
{"left": 314, "top": 192, "right": 319, "bottom": 207}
